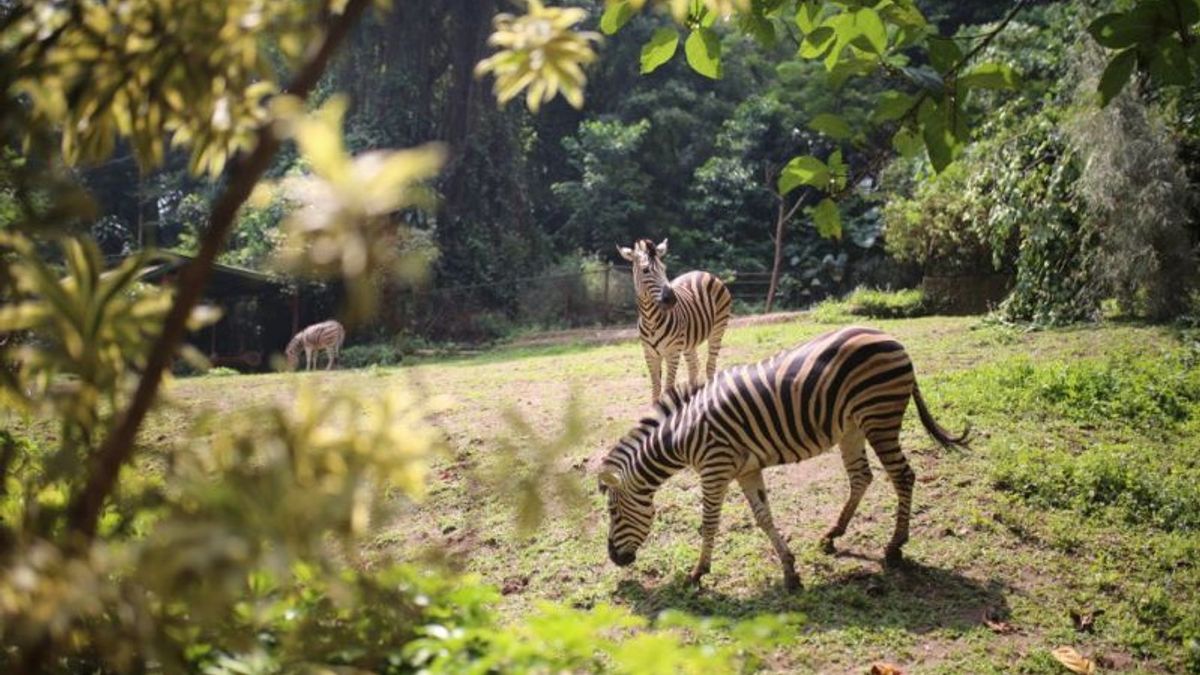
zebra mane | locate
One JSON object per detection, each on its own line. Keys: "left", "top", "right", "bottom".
{"left": 651, "top": 382, "right": 703, "bottom": 420}
{"left": 635, "top": 238, "right": 658, "bottom": 259}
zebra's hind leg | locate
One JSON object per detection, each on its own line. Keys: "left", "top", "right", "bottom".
{"left": 866, "top": 426, "right": 916, "bottom": 567}
{"left": 689, "top": 469, "right": 732, "bottom": 587}
{"left": 737, "top": 470, "right": 800, "bottom": 591}
{"left": 705, "top": 326, "right": 726, "bottom": 380}
{"left": 821, "top": 428, "right": 873, "bottom": 554}
{"left": 684, "top": 349, "right": 701, "bottom": 387}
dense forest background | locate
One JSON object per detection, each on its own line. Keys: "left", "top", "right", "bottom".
{"left": 72, "top": 0, "right": 1200, "bottom": 336}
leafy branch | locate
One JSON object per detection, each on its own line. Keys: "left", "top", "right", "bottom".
{"left": 65, "top": 0, "right": 373, "bottom": 543}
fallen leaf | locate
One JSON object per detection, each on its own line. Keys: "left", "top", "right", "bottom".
{"left": 1052, "top": 646, "right": 1096, "bottom": 674}
{"left": 869, "top": 663, "right": 904, "bottom": 675}
{"left": 1069, "top": 608, "right": 1105, "bottom": 633}
{"left": 985, "top": 618, "right": 1017, "bottom": 634}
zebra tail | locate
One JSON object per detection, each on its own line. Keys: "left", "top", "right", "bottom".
{"left": 912, "top": 383, "right": 970, "bottom": 450}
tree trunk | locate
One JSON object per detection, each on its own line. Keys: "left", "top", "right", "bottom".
{"left": 765, "top": 199, "right": 786, "bottom": 313}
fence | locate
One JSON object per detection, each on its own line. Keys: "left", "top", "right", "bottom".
{"left": 369, "top": 265, "right": 786, "bottom": 342}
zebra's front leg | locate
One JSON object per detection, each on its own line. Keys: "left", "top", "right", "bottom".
{"left": 643, "top": 345, "right": 662, "bottom": 404}
{"left": 689, "top": 472, "right": 731, "bottom": 587}
{"left": 738, "top": 470, "right": 800, "bottom": 591}
{"left": 684, "top": 350, "right": 701, "bottom": 387}
{"left": 664, "top": 352, "right": 680, "bottom": 394}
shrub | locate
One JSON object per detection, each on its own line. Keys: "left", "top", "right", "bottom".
{"left": 809, "top": 288, "right": 926, "bottom": 323}
{"left": 340, "top": 343, "right": 403, "bottom": 369}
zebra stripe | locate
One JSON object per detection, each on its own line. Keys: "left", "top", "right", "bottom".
{"left": 286, "top": 320, "right": 346, "bottom": 371}
{"left": 598, "top": 326, "right": 968, "bottom": 590}
{"left": 618, "top": 238, "right": 732, "bottom": 404}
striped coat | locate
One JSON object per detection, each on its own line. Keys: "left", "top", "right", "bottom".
{"left": 286, "top": 320, "right": 345, "bottom": 371}
{"left": 618, "top": 239, "right": 732, "bottom": 404}
{"left": 598, "top": 326, "right": 968, "bottom": 590}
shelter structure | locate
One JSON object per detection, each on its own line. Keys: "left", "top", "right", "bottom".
{"left": 135, "top": 252, "right": 324, "bottom": 371}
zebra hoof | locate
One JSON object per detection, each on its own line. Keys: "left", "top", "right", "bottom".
{"left": 783, "top": 574, "right": 802, "bottom": 593}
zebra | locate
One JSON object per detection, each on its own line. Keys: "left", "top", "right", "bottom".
{"left": 597, "top": 326, "right": 969, "bottom": 591}
{"left": 618, "top": 238, "right": 731, "bottom": 405}
{"left": 285, "top": 320, "right": 345, "bottom": 371}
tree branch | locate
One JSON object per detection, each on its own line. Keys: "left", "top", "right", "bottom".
{"left": 64, "top": 0, "right": 372, "bottom": 542}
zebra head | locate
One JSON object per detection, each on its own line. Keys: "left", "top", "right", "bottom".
{"left": 284, "top": 337, "right": 302, "bottom": 370}
{"left": 617, "top": 238, "right": 676, "bottom": 309}
{"left": 598, "top": 464, "right": 654, "bottom": 566}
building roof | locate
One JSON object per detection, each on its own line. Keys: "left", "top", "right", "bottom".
{"left": 131, "top": 251, "right": 293, "bottom": 297}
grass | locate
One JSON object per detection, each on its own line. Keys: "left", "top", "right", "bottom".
{"left": 811, "top": 288, "right": 927, "bottom": 323}
{"left": 145, "top": 315, "right": 1200, "bottom": 672}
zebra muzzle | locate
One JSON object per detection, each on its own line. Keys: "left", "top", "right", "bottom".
{"left": 608, "top": 539, "right": 636, "bottom": 567}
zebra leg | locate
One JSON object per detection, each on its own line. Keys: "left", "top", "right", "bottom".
{"left": 737, "top": 470, "right": 800, "bottom": 591}
{"left": 867, "top": 427, "right": 916, "bottom": 567}
{"left": 643, "top": 345, "right": 662, "bottom": 403}
{"left": 306, "top": 348, "right": 314, "bottom": 371}
{"left": 664, "top": 352, "right": 680, "bottom": 393}
{"left": 821, "top": 428, "right": 873, "bottom": 554}
{"left": 325, "top": 348, "right": 334, "bottom": 370}
{"left": 684, "top": 349, "right": 701, "bottom": 387}
{"left": 689, "top": 472, "right": 731, "bottom": 586}
{"left": 705, "top": 326, "right": 726, "bottom": 380}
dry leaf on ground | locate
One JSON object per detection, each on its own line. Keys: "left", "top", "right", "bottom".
{"left": 869, "top": 663, "right": 904, "bottom": 675}
{"left": 1052, "top": 646, "right": 1096, "bottom": 674}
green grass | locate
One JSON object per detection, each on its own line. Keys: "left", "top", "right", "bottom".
{"left": 147, "top": 315, "right": 1200, "bottom": 672}
{"left": 811, "top": 288, "right": 927, "bottom": 323}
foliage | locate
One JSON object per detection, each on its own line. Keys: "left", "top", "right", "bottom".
{"left": 1086, "top": 0, "right": 1200, "bottom": 106}
{"left": 1, "top": 0, "right": 332, "bottom": 175}
{"left": 809, "top": 287, "right": 925, "bottom": 322}
{"left": 1067, "top": 47, "right": 1196, "bottom": 320}
{"left": 340, "top": 343, "right": 404, "bottom": 369}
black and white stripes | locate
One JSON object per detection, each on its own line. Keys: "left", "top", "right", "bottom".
{"left": 618, "top": 238, "right": 732, "bottom": 404}
{"left": 598, "top": 326, "right": 968, "bottom": 590}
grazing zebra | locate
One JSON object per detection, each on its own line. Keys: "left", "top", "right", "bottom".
{"left": 598, "top": 326, "right": 969, "bottom": 590}
{"left": 618, "top": 238, "right": 731, "bottom": 405}
{"left": 286, "top": 320, "right": 345, "bottom": 371}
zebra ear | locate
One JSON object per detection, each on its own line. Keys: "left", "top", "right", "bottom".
{"left": 598, "top": 468, "right": 623, "bottom": 489}
{"left": 656, "top": 238, "right": 668, "bottom": 257}
{"left": 617, "top": 246, "right": 635, "bottom": 261}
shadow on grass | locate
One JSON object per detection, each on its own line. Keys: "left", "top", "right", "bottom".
{"left": 613, "top": 556, "right": 1010, "bottom": 635}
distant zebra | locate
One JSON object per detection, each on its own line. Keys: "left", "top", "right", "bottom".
{"left": 286, "top": 320, "right": 345, "bottom": 371}
{"left": 618, "top": 238, "right": 731, "bottom": 404}
{"left": 598, "top": 326, "right": 969, "bottom": 590}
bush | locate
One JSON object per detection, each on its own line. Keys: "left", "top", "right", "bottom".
{"left": 809, "top": 288, "right": 926, "bottom": 323}
{"left": 340, "top": 343, "right": 403, "bottom": 369}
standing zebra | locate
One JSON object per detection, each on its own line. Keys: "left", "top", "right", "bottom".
{"left": 618, "top": 238, "right": 731, "bottom": 405}
{"left": 598, "top": 326, "right": 969, "bottom": 590}
{"left": 286, "top": 320, "right": 345, "bottom": 371}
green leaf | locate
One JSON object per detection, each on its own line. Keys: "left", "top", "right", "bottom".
{"left": 918, "top": 98, "right": 954, "bottom": 172}
{"left": 778, "top": 155, "right": 829, "bottom": 195}
{"left": 1087, "top": 11, "right": 1154, "bottom": 50}
{"left": 640, "top": 27, "right": 680, "bottom": 74}
{"left": 1098, "top": 48, "right": 1137, "bottom": 107}
{"left": 684, "top": 28, "right": 722, "bottom": 79}
{"left": 958, "top": 62, "right": 1018, "bottom": 90}
{"left": 854, "top": 8, "right": 887, "bottom": 54}
{"left": 891, "top": 127, "right": 923, "bottom": 157}
{"left": 827, "top": 149, "right": 847, "bottom": 190}
{"left": 872, "top": 90, "right": 915, "bottom": 122}
{"left": 795, "top": 1, "right": 821, "bottom": 33}
{"left": 927, "top": 37, "right": 961, "bottom": 74}
{"left": 799, "top": 26, "right": 835, "bottom": 58}
{"left": 809, "top": 113, "right": 852, "bottom": 139}
{"left": 739, "top": 13, "right": 777, "bottom": 48}
{"left": 1148, "top": 37, "right": 1192, "bottom": 86}
{"left": 600, "top": 2, "right": 634, "bottom": 35}
{"left": 812, "top": 198, "right": 842, "bottom": 238}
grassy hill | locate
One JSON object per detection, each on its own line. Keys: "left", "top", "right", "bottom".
{"left": 156, "top": 315, "right": 1199, "bottom": 673}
